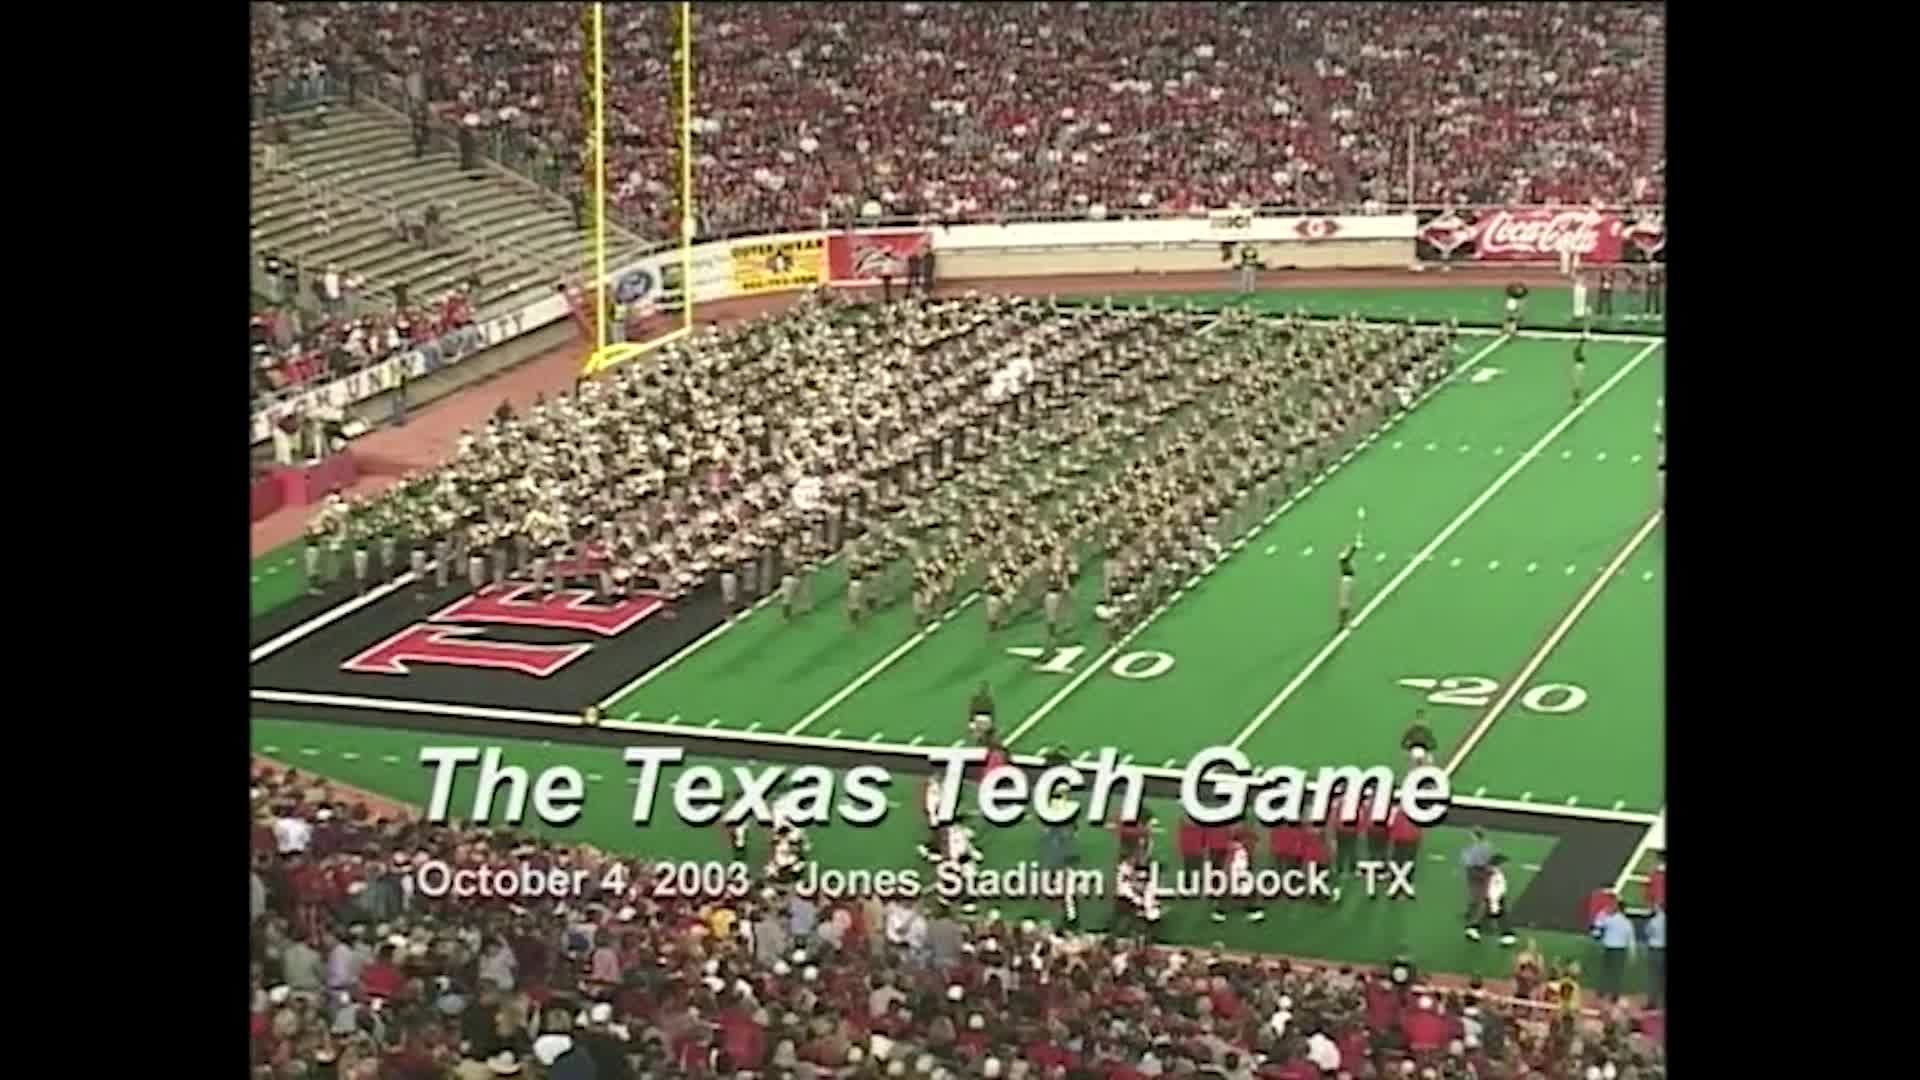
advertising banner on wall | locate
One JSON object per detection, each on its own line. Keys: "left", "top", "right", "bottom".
{"left": 1415, "top": 207, "right": 1666, "bottom": 265}
{"left": 826, "top": 230, "right": 930, "bottom": 284}
{"left": 730, "top": 236, "right": 826, "bottom": 293}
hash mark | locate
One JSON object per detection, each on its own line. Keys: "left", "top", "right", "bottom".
{"left": 1392, "top": 440, "right": 1403, "bottom": 450}
{"left": 587, "top": 773, "right": 604, "bottom": 782}
{"left": 1120, "top": 754, "right": 1136, "bottom": 766}
{"left": 1525, "top": 562, "right": 1538, "bottom": 573}
{"left": 705, "top": 718, "right": 722, "bottom": 728}
{"left": 666, "top": 714, "right": 681, "bottom": 724}
{"left": 1612, "top": 800, "right": 1626, "bottom": 810}
{"left": 1374, "top": 552, "right": 1386, "bottom": 562}
{"left": 909, "top": 735, "right": 926, "bottom": 745}
{"left": 1630, "top": 454, "right": 1643, "bottom": 464}
{"left": 1566, "top": 796, "right": 1580, "bottom": 806}
{"left": 1265, "top": 545, "right": 1277, "bottom": 555}
{"left": 380, "top": 755, "right": 399, "bottom": 764}
{"left": 1560, "top": 449, "right": 1572, "bottom": 460}
{"left": 746, "top": 722, "right": 762, "bottom": 732}
{"left": 341, "top": 752, "right": 360, "bottom": 761}
{"left": 1565, "top": 564, "right": 1577, "bottom": 575}
{"left": 828, "top": 729, "right": 844, "bottom": 738}
{"left": 1449, "top": 556, "right": 1462, "bottom": 568}
{"left": 1595, "top": 451, "right": 1608, "bottom": 462}
{"left": 1641, "top": 570, "right": 1654, "bottom": 582}
{"left": 1487, "top": 560, "right": 1500, "bottom": 571}
{"left": 1473, "top": 786, "right": 1486, "bottom": 797}
{"left": 1162, "top": 758, "right": 1177, "bottom": 767}
{"left": 951, "top": 739, "right": 965, "bottom": 747}
{"left": 1301, "top": 546, "right": 1314, "bottom": 557}
{"left": 872, "top": 733, "right": 885, "bottom": 742}
{"left": 1424, "top": 442, "right": 1437, "bottom": 451}
{"left": 1520, "top": 791, "right": 1534, "bottom": 800}
{"left": 1493, "top": 446, "right": 1505, "bottom": 456}
{"left": 300, "top": 748, "right": 320, "bottom": 757}
{"left": 1458, "top": 444, "right": 1470, "bottom": 453}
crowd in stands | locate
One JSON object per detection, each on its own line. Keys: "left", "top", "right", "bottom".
{"left": 250, "top": 760, "right": 1666, "bottom": 1080}
{"left": 252, "top": 266, "right": 477, "bottom": 408}
{"left": 257, "top": 2, "right": 1663, "bottom": 242}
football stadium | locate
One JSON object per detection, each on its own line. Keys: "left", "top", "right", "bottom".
{"left": 250, "top": 4, "right": 1667, "bottom": 1076}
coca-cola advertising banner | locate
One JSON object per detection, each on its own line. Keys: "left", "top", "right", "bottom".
{"left": 827, "top": 230, "right": 930, "bottom": 284}
{"left": 1416, "top": 207, "right": 1665, "bottom": 265}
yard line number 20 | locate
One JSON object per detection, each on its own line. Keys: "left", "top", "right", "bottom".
{"left": 1399, "top": 675, "right": 1588, "bottom": 715}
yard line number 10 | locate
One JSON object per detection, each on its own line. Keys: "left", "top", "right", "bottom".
{"left": 1018, "top": 645, "right": 1176, "bottom": 681}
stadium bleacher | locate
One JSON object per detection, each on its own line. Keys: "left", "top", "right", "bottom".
{"left": 261, "top": 2, "right": 1664, "bottom": 241}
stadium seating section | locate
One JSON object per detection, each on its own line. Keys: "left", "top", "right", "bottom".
{"left": 256, "top": 2, "right": 1664, "bottom": 242}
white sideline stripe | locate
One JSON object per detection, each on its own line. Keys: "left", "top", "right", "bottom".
{"left": 1610, "top": 810, "right": 1667, "bottom": 896}
{"left": 1229, "top": 340, "right": 1663, "bottom": 751}
{"left": 250, "top": 573, "right": 421, "bottom": 663}
{"left": 1003, "top": 333, "right": 1514, "bottom": 750}
{"left": 785, "top": 594, "right": 982, "bottom": 736}
{"left": 248, "top": 688, "right": 1660, "bottom": 824}
{"left": 1444, "top": 511, "right": 1663, "bottom": 775}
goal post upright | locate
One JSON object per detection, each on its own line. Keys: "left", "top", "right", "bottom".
{"left": 591, "top": 0, "right": 608, "bottom": 358}
{"left": 579, "top": 0, "right": 694, "bottom": 378}
{"left": 678, "top": 0, "right": 694, "bottom": 336}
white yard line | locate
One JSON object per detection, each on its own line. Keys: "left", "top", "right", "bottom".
{"left": 1229, "top": 340, "right": 1663, "bottom": 750}
{"left": 784, "top": 595, "right": 982, "bottom": 735}
{"left": 1003, "top": 334, "right": 1514, "bottom": 749}
{"left": 595, "top": 555, "right": 842, "bottom": 708}
{"left": 1444, "top": 510, "right": 1663, "bottom": 775}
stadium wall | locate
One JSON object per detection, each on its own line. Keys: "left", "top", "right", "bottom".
{"left": 251, "top": 208, "right": 1663, "bottom": 445}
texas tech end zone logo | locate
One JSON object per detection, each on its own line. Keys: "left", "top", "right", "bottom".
{"left": 341, "top": 585, "right": 667, "bottom": 678}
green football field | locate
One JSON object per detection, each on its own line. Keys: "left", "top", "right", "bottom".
{"left": 250, "top": 285, "right": 1665, "bottom": 989}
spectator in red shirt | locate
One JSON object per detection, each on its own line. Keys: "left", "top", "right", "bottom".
{"left": 1177, "top": 817, "right": 1208, "bottom": 874}
{"left": 1400, "top": 995, "right": 1451, "bottom": 1054}
{"left": 1203, "top": 822, "right": 1236, "bottom": 870}
{"left": 360, "top": 944, "right": 404, "bottom": 1001}
{"left": 1329, "top": 783, "right": 1364, "bottom": 877}
{"left": 1386, "top": 808, "right": 1421, "bottom": 896}
{"left": 1585, "top": 887, "right": 1618, "bottom": 927}
{"left": 1268, "top": 822, "right": 1299, "bottom": 872}
{"left": 1297, "top": 826, "right": 1333, "bottom": 904}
